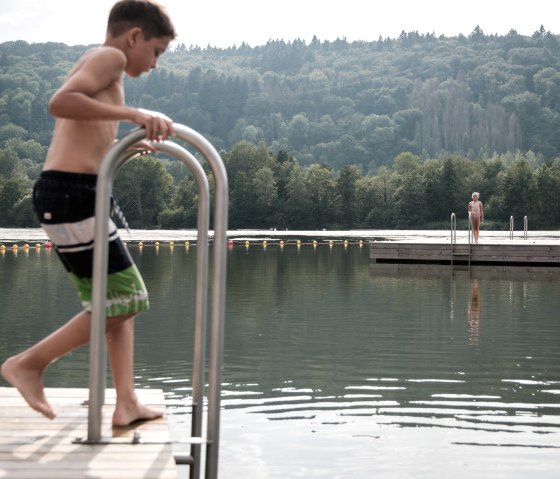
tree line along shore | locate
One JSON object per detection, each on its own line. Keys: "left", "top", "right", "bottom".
{"left": 1, "top": 26, "right": 559, "bottom": 229}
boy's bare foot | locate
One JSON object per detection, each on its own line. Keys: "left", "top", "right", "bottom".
{"left": 112, "top": 401, "right": 164, "bottom": 427}
{"left": 1, "top": 356, "right": 56, "bottom": 420}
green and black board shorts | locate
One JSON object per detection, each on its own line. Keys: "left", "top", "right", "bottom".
{"left": 32, "top": 170, "right": 149, "bottom": 317}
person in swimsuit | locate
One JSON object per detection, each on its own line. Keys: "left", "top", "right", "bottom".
{"left": 1, "top": 0, "right": 176, "bottom": 425}
{"left": 468, "top": 192, "right": 484, "bottom": 244}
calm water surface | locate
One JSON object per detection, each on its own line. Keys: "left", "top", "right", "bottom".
{"left": 1, "top": 238, "right": 560, "bottom": 478}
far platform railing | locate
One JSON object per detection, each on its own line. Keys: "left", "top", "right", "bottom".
{"left": 510, "top": 215, "right": 529, "bottom": 240}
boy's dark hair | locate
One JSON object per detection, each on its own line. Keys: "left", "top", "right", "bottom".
{"left": 107, "top": 0, "right": 176, "bottom": 40}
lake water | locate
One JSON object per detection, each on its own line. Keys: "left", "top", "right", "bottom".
{"left": 1, "top": 233, "right": 560, "bottom": 478}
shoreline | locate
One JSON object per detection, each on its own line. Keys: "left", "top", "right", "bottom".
{"left": 2, "top": 227, "right": 560, "bottom": 244}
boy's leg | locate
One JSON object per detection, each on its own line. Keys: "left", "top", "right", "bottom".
{"left": 1, "top": 311, "right": 162, "bottom": 425}
{"left": 1, "top": 310, "right": 93, "bottom": 419}
{"left": 106, "top": 315, "right": 163, "bottom": 426}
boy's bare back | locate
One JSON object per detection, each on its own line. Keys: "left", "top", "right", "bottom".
{"left": 44, "top": 47, "right": 126, "bottom": 174}
{"left": 44, "top": 22, "right": 175, "bottom": 175}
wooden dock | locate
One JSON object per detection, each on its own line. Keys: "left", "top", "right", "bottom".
{"left": 0, "top": 387, "right": 178, "bottom": 479}
{"left": 369, "top": 262, "right": 560, "bottom": 281}
{"left": 370, "top": 240, "right": 560, "bottom": 265}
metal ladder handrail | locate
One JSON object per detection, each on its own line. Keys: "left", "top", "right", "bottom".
{"left": 158, "top": 142, "right": 209, "bottom": 479}
{"left": 87, "top": 124, "right": 228, "bottom": 479}
{"left": 510, "top": 215, "right": 529, "bottom": 240}
{"left": 450, "top": 212, "right": 457, "bottom": 244}
{"left": 450, "top": 212, "right": 456, "bottom": 267}
{"left": 510, "top": 215, "right": 514, "bottom": 239}
{"left": 450, "top": 212, "right": 471, "bottom": 269}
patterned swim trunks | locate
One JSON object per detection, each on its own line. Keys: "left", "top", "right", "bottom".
{"left": 32, "top": 170, "right": 149, "bottom": 317}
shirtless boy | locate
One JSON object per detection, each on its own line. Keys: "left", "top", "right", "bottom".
{"left": 468, "top": 192, "right": 484, "bottom": 244}
{"left": 1, "top": 0, "right": 176, "bottom": 426}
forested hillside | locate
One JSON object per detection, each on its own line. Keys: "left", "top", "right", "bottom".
{"left": 1, "top": 26, "right": 560, "bottom": 229}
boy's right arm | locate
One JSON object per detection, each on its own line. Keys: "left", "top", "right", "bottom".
{"left": 49, "top": 48, "right": 174, "bottom": 141}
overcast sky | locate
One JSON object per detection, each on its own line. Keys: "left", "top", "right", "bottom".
{"left": 0, "top": 0, "right": 557, "bottom": 48}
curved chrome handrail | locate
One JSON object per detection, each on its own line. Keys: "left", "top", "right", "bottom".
{"left": 87, "top": 125, "right": 227, "bottom": 479}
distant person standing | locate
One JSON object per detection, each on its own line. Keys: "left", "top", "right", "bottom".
{"left": 468, "top": 192, "right": 484, "bottom": 243}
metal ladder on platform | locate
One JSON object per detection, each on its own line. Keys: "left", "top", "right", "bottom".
{"left": 510, "top": 215, "right": 529, "bottom": 240}
{"left": 450, "top": 212, "right": 471, "bottom": 270}
{"left": 81, "top": 124, "right": 228, "bottom": 479}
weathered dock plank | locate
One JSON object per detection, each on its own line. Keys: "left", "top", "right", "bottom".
{"left": 0, "top": 387, "right": 177, "bottom": 479}
{"left": 370, "top": 240, "right": 560, "bottom": 265}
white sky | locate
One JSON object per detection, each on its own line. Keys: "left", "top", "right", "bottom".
{"left": 0, "top": 0, "right": 557, "bottom": 48}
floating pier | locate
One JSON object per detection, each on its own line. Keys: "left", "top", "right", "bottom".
{"left": 0, "top": 387, "right": 177, "bottom": 479}
{"left": 369, "top": 240, "right": 560, "bottom": 265}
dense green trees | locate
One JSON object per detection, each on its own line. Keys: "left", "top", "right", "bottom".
{"left": 113, "top": 157, "right": 173, "bottom": 228}
{"left": 123, "top": 147, "right": 560, "bottom": 231}
{"left": 1, "top": 134, "right": 559, "bottom": 229}
{"left": 2, "top": 29, "right": 560, "bottom": 229}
